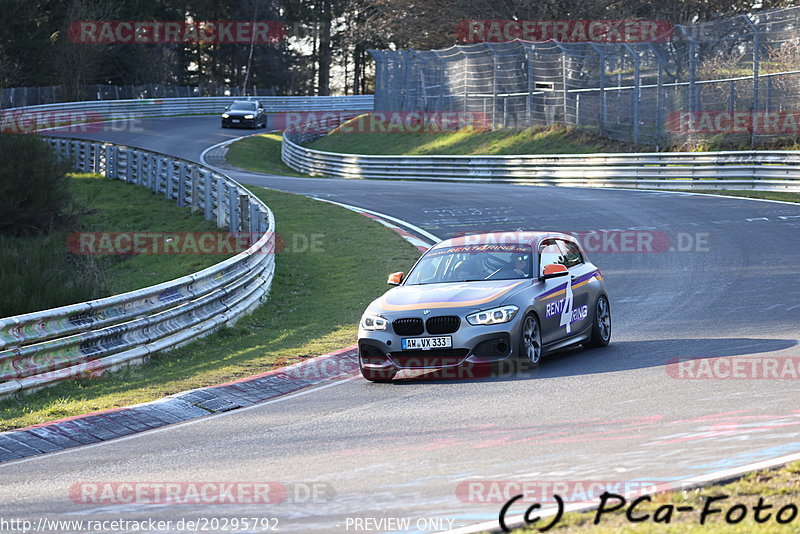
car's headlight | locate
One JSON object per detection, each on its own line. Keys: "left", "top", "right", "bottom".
{"left": 360, "top": 313, "right": 388, "bottom": 331}
{"left": 244, "top": 114, "right": 254, "bottom": 119}
{"left": 466, "top": 305, "right": 519, "bottom": 326}
{"left": 222, "top": 113, "right": 229, "bottom": 118}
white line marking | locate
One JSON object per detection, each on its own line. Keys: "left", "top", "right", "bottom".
{"left": 562, "top": 185, "right": 800, "bottom": 207}
{"left": 199, "top": 132, "right": 265, "bottom": 167}
{"left": 315, "top": 199, "right": 442, "bottom": 244}
{"left": 0, "top": 377, "right": 357, "bottom": 469}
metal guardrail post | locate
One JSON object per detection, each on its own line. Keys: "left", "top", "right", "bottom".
{"left": 164, "top": 159, "right": 174, "bottom": 200}
{"left": 190, "top": 166, "right": 200, "bottom": 213}
{"left": 216, "top": 178, "right": 226, "bottom": 228}
{"left": 204, "top": 174, "right": 213, "bottom": 221}
{"left": 240, "top": 195, "right": 250, "bottom": 234}
{"left": 229, "top": 186, "right": 240, "bottom": 232}
{"left": 177, "top": 161, "right": 187, "bottom": 207}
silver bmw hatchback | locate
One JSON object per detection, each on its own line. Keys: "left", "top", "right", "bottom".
{"left": 358, "top": 231, "right": 611, "bottom": 382}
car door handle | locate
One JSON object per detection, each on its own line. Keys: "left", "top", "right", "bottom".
{"left": 571, "top": 275, "right": 577, "bottom": 281}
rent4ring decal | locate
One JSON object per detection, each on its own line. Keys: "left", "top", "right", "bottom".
{"left": 544, "top": 278, "right": 588, "bottom": 334}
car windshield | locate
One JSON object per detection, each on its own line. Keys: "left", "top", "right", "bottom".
{"left": 404, "top": 244, "right": 534, "bottom": 285}
{"left": 229, "top": 102, "right": 257, "bottom": 111}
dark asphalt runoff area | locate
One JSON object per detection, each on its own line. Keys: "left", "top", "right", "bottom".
{"left": 6, "top": 116, "right": 798, "bottom": 533}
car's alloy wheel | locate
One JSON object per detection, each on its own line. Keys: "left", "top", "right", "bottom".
{"left": 520, "top": 314, "right": 542, "bottom": 367}
{"left": 597, "top": 297, "right": 611, "bottom": 342}
{"left": 585, "top": 295, "right": 611, "bottom": 348}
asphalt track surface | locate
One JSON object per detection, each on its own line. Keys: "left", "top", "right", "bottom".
{"left": 4, "top": 116, "right": 800, "bottom": 533}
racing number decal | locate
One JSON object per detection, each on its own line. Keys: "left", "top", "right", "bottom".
{"left": 559, "top": 277, "right": 574, "bottom": 334}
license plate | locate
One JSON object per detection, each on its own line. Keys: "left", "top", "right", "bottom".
{"left": 402, "top": 336, "right": 452, "bottom": 350}
{"left": 232, "top": 119, "right": 240, "bottom": 123}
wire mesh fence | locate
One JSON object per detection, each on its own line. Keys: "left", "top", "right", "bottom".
{"left": 370, "top": 6, "right": 800, "bottom": 148}
{"left": 0, "top": 84, "right": 278, "bottom": 109}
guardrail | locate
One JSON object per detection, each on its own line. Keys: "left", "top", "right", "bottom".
{"left": 0, "top": 137, "right": 276, "bottom": 398}
{"left": 0, "top": 95, "right": 375, "bottom": 131}
{"left": 281, "top": 134, "right": 800, "bottom": 191}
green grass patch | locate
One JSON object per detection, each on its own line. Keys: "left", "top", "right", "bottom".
{"left": 511, "top": 461, "right": 800, "bottom": 533}
{"left": 0, "top": 174, "right": 232, "bottom": 317}
{"left": 70, "top": 173, "right": 231, "bottom": 294}
{"left": 0, "top": 188, "right": 421, "bottom": 430}
{"left": 225, "top": 133, "right": 307, "bottom": 176}
{"left": 309, "top": 121, "right": 645, "bottom": 156}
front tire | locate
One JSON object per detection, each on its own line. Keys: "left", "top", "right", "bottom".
{"left": 584, "top": 295, "right": 611, "bottom": 348}
{"left": 519, "top": 313, "right": 542, "bottom": 368}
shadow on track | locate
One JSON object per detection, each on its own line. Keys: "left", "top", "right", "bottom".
{"left": 385, "top": 337, "right": 797, "bottom": 384}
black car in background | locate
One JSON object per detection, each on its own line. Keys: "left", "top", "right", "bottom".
{"left": 221, "top": 100, "right": 267, "bottom": 129}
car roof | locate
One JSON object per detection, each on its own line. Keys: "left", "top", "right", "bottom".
{"left": 431, "top": 231, "right": 579, "bottom": 251}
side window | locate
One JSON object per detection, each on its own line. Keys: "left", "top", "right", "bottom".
{"left": 558, "top": 240, "right": 584, "bottom": 268}
{"left": 538, "top": 240, "right": 565, "bottom": 275}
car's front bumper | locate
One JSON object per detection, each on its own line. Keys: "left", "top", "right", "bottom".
{"left": 358, "top": 320, "right": 522, "bottom": 371}
{"left": 221, "top": 117, "right": 257, "bottom": 128}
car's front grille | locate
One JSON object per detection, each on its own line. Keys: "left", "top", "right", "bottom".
{"left": 393, "top": 318, "right": 424, "bottom": 336}
{"left": 425, "top": 315, "right": 461, "bottom": 335}
{"left": 389, "top": 349, "right": 469, "bottom": 368}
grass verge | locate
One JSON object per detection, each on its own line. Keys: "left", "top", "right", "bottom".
{"left": 0, "top": 173, "right": 234, "bottom": 317}
{"left": 71, "top": 173, "right": 233, "bottom": 294}
{"left": 225, "top": 133, "right": 307, "bottom": 176}
{"left": 510, "top": 461, "right": 800, "bottom": 533}
{"left": 309, "top": 122, "right": 646, "bottom": 156}
{"left": 0, "top": 188, "right": 421, "bottom": 430}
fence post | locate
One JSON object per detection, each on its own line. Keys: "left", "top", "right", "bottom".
{"left": 689, "top": 39, "right": 698, "bottom": 113}
{"left": 651, "top": 44, "right": 666, "bottom": 147}
{"left": 561, "top": 53, "right": 568, "bottom": 125}
{"left": 491, "top": 47, "right": 498, "bottom": 127}
{"left": 590, "top": 44, "right": 607, "bottom": 136}
{"left": 624, "top": 44, "right": 640, "bottom": 144}
{"left": 743, "top": 16, "right": 760, "bottom": 147}
{"left": 728, "top": 80, "right": 735, "bottom": 113}
{"left": 526, "top": 46, "right": 533, "bottom": 126}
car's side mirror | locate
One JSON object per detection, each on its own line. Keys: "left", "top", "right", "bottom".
{"left": 541, "top": 264, "right": 569, "bottom": 279}
{"left": 387, "top": 272, "right": 404, "bottom": 285}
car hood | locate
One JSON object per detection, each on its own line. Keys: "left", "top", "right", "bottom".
{"left": 376, "top": 279, "right": 528, "bottom": 313}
